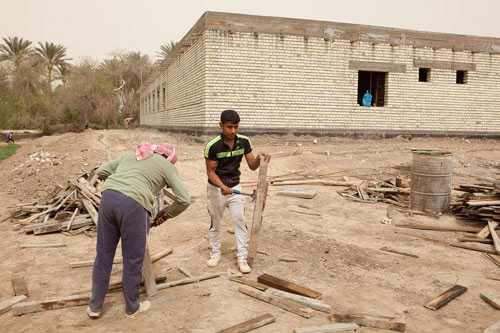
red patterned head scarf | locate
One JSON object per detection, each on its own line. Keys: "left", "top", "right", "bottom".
{"left": 136, "top": 142, "right": 178, "bottom": 164}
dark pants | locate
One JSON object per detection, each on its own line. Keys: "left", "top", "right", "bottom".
{"left": 89, "top": 190, "right": 150, "bottom": 315}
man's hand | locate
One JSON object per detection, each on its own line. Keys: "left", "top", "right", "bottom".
{"left": 152, "top": 210, "right": 169, "bottom": 227}
{"left": 258, "top": 152, "right": 271, "bottom": 163}
{"left": 221, "top": 186, "right": 233, "bottom": 196}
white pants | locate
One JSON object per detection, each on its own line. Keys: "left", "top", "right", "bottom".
{"left": 207, "top": 182, "right": 247, "bottom": 262}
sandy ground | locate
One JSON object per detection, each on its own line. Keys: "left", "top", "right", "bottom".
{"left": 0, "top": 129, "right": 499, "bottom": 333}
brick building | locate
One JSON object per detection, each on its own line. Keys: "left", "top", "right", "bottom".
{"left": 139, "top": 12, "right": 500, "bottom": 136}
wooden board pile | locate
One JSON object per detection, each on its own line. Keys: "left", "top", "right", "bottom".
{"left": 7, "top": 169, "right": 101, "bottom": 236}
{"left": 451, "top": 179, "right": 500, "bottom": 222}
{"left": 338, "top": 178, "right": 410, "bottom": 208}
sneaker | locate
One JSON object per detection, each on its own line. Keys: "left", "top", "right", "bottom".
{"left": 86, "top": 306, "right": 101, "bottom": 319}
{"left": 238, "top": 260, "right": 251, "bottom": 274}
{"left": 125, "top": 301, "right": 151, "bottom": 319}
{"left": 206, "top": 256, "right": 221, "bottom": 267}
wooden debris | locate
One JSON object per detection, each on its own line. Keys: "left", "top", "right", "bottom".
{"left": 217, "top": 313, "right": 275, "bottom": 333}
{"left": 229, "top": 277, "right": 268, "bottom": 291}
{"left": 451, "top": 179, "right": 500, "bottom": 226}
{"left": 238, "top": 286, "right": 314, "bottom": 318}
{"left": 0, "top": 295, "right": 27, "bottom": 315}
{"left": 12, "top": 301, "right": 42, "bottom": 316}
{"left": 257, "top": 273, "right": 322, "bottom": 300}
{"left": 458, "top": 237, "right": 493, "bottom": 244}
{"left": 69, "top": 247, "right": 173, "bottom": 268}
{"left": 271, "top": 180, "right": 358, "bottom": 187}
{"left": 397, "top": 232, "right": 500, "bottom": 254}
{"left": 278, "top": 187, "right": 317, "bottom": 199}
{"left": 485, "top": 274, "right": 500, "bottom": 282}
{"left": 489, "top": 221, "right": 500, "bottom": 253}
{"left": 478, "top": 222, "right": 499, "bottom": 239}
{"left": 142, "top": 243, "right": 157, "bottom": 297}
{"left": 20, "top": 243, "right": 65, "bottom": 248}
{"left": 178, "top": 267, "right": 193, "bottom": 278}
{"left": 279, "top": 258, "right": 299, "bottom": 262}
{"left": 380, "top": 247, "right": 419, "bottom": 258}
{"left": 247, "top": 157, "right": 268, "bottom": 266}
{"left": 480, "top": 292, "right": 500, "bottom": 310}
{"left": 289, "top": 209, "right": 321, "bottom": 217}
{"left": 265, "top": 288, "right": 331, "bottom": 313}
{"left": 330, "top": 313, "right": 406, "bottom": 332}
{"left": 156, "top": 272, "right": 221, "bottom": 290}
{"left": 424, "top": 285, "right": 467, "bottom": 310}
{"left": 11, "top": 275, "right": 29, "bottom": 296}
{"left": 483, "top": 253, "right": 500, "bottom": 268}
{"left": 395, "top": 224, "right": 480, "bottom": 233}
{"left": 339, "top": 179, "right": 410, "bottom": 208}
{"left": 294, "top": 322, "right": 360, "bottom": 333}
{"left": 12, "top": 293, "right": 91, "bottom": 315}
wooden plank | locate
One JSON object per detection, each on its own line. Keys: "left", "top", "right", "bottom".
{"left": 294, "top": 323, "right": 360, "bottom": 333}
{"left": 142, "top": 243, "right": 158, "bottom": 297}
{"left": 468, "top": 201, "right": 500, "bottom": 206}
{"left": 229, "top": 277, "right": 269, "bottom": 291}
{"left": 178, "top": 267, "right": 193, "bottom": 278}
{"left": 265, "top": 288, "right": 331, "bottom": 313}
{"left": 258, "top": 273, "right": 322, "bottom": 300}
{"left": 480, "top": 292, "right": 500, "bottom": 310}
{"left": 247, "top": 157, "right": 268, "bottom": 266}
{"left": 11, "top": 275, "right": 29, "bottom": 296}
{"left": 0, "top": 295, "right": 27, "bottom": 314}
{"left": 11, "top": 301, "right": 42, "bottom": 316}
{"left": 424, "top": 285, "right": 467, "bottom": 310}
{"left": 395, "top": 224, "right": 480, "bottom": 233}
{"left": 396, "top": 231, "right": 499, "bottom": 254}
{"left": 40, "top": 293, "right": 90, "bottom": 310}
{"left": 66, "top": 208, "right": 79, "bottom": 231}
{"left": 33, "top": 222, "right": 62, "bottom": 235}
{"left": 278, "top": 187, "right": 317, "bottom": 199}
{"left": 217, "top": 313, "right": 275, "bottom": 333}
{"left": 69, "top": 247, "right": 173, "bottom": 268}
{"left": 82, "top": 199, "right": 98, "bottom": 226}
{"left": 380, "top": 247, "right": 419, "bottom": 258}
{"left": 21, "top": 243, "right": 65, "bottom": 248}
{"left": 489, "top": 221, "right": 500, "bottom": 254}
{"left": 238, "top": 286, "right": 314, "bottom": 318}
{"left": 458, "top": 237, "right": 493, "bottom": 244}
{"left": 483, "top": 253, "right": 500, "bottom": 268}
{"left": 330, "top": 313, "right": 406, "bottom": 332}
{"left": 156, "top": 272, "right": 221, "bottom": 290}
{"left": 485, "top": 274, "right": 500, "bottom": 282}
{"left": 349, "top": 60, "right": 406, "bottom": 73}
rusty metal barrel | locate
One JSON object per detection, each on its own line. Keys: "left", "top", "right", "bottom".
{"left": 410, "top": 151, "right": 452, "bottom": 213}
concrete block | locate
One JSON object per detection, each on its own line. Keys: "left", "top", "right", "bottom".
{"left": 12, "top": 301, "right": 42, "bottom": 316}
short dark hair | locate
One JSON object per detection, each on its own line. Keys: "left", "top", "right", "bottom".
{"left": 220, "top": 109, "right": 240, "bottom": 124}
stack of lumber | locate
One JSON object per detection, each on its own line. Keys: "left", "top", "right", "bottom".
{"left": 7, "top": 169, "right": 101, "bottom": 236}
{"left": 338, "top": 178, "right": 410, "bottom": 208}
{"left": 451, "top": 179, "right": 500, "bottom": 223}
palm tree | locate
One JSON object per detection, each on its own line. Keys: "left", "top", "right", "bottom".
{"left": 0, "top": 37, "right": 33, "bottom": 68}
{"left": 156, "top": 41, "right": 178, "bottom": 60}
{"left": 34, "top": 41, "right": 71, "bottom": 95}
{"left": 55, "top": 62, "right": 71, "bottom": 86}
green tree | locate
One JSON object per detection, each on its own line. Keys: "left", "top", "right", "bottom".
{"left": 34, "top": 42, "right": 71, "bottom": 95}
{"left": 0, "top": 36, "right": 33, "bottom": 68}
{"left": 156, "top": 41, "right": 178, "bottom": 60}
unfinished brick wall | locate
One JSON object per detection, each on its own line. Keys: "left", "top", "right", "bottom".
{"left": 140, "top": 15, "right": 500, "bottom": 136}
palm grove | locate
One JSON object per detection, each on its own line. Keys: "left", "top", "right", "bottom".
{"left": 0, "top": 37, "right": 177, "bottom": 132}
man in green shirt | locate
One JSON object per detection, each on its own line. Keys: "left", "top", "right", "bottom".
{"left": 87, "top": 142, "right": 190, "bottom": 319}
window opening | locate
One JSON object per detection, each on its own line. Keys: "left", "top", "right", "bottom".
{"left": 419, "top": 68, "right": 430, "bottom": 82}
{"left": 357, "top": 71, "right": 386, "bottom": 107}
{"left": 456, "top": 70, "right": 467, "bottom": 84}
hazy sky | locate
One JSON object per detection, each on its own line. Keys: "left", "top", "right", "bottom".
{"left": 1, "top": 0, "right": 499, "bottom": 63}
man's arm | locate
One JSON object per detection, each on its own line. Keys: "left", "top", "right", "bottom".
{"left": 153, "top": 166, "right": 191, "bottom": 226}
{"left": 245, "top": 151, "right": 271, "bottom": 171}
{"left": 96, "top": 157, "right": 122, "bottom": 180}
{"left": 206, "top": 159, "right": 233, "bottom": 195}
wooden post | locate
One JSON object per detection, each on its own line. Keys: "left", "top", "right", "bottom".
{"left": 247, "top": 157, "right": 268, "bottom": 266}
{"left": 142, "top": 243, "right": 158, "bottom": 297}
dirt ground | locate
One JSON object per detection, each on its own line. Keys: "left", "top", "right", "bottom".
{"left": 0, "top": 129, "right": 499, "bottom": 333}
